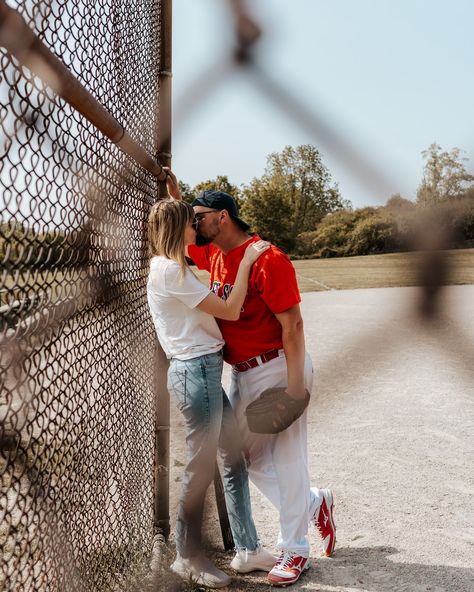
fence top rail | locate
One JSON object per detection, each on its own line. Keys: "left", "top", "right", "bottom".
{"left": 0, "top": 0, "right": 167, "bottom": 183}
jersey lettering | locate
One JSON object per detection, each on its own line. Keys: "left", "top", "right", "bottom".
{"left": 211, "top": 281, "right": 234, "bottom": 302}
{"left": 222, "top": 283, "right": 233, "bottom": 301}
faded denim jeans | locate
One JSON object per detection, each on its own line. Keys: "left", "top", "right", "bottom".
{"left": 167, "top": 351, "right": 258, "bottom": 558}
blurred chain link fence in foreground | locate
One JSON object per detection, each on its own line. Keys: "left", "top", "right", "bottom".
{"left": 0, "top": 0, "right": 169, "bottom": 589}
{"left": 1, "top": 0, "right": 473, "bottom": 591}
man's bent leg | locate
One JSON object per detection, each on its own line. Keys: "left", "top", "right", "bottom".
{"left": 220, "top": 390, "right": 278, "bottom": 574}
{"left": 228, "top": 368, "right": 282, "bottom": 509}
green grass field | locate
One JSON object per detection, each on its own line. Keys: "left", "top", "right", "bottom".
{"left": 194, "top": 248, "right": 474, "bottom": 293}
{"left": 1, "top": 249, "right": 472, "bottom": 307}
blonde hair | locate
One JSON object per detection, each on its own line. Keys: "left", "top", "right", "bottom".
{"left": 148, "top": 199, "right": 194, "bottom": 275}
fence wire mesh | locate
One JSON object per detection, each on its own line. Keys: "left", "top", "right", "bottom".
{"left": 1, "top": 1, "right": 163, "bottom": 590}
{"left": 1, "top": 0, "right": 473, "bottom": 591}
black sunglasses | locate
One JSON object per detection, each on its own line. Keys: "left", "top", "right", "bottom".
{"left": 192, "top": 210, "right": 218, "bottom": 228}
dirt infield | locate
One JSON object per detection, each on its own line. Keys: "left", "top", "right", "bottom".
{"left": 168, "top": 285, "right": 474, "bottom": 591}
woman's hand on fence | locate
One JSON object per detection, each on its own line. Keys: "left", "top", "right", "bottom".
{"left": 163, "top": 167, "right": 182, "bottom": 201}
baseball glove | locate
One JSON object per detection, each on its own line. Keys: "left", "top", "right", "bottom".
{"left": 245, "top": 388, "right": 310, "bottom": 434}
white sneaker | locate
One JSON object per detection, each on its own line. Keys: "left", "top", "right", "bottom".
{"left": 230, "top": 543, "right": 277, "bottom": 573}
{"left": 171, "top": 553, "right": 231, "bottom": 588}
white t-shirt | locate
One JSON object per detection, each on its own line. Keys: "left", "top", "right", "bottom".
{"left": 147, "top": 256, "right": 224, "bottom": 360}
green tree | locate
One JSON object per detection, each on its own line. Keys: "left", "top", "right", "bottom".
{"left": 385, "top": 193, "right": 415, "bottom": 211}
{"left": 416, "top": 143, "right": 474, "bottom": 206}
{"left": 433, "top": 193, "right": 474, "bottom": 246}
{"left": 178, "top": 180, "right": 195, "bottom": 204}
{"left": 240, "top": 178, "right": 295, "bottom": 251}
{"left": 1, "top": 220, "right": 88, "bottom": 270}
{"left": 193, "top": 175, "right": 242, "bottom": 207}
{"left": 346, "top": 214, "right": 397, "bottom": 256}
{"left": 241, "top": 145, "right": 349, "bottom": 251}
{"left": 295, "top": 207, "right": 401, "bottom": 258}
{"left": 382, "top": 194, "right": 416, "bottom": 247}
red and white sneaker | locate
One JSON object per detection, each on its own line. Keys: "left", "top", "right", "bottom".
{"left": 267, "top": 551, "right": 310, "bottom": 586}
{"left": 313, "top": 488, "right": 336, "bottom": 556}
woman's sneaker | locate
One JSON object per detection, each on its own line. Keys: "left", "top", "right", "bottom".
{"left": 267, "top": 551, "right": 310, "bottom": 586}
{"left": 171, "top": 553, "right": 231, "bottom": 588}
{"left": 230, "top": 543, "right": 277, "bottom": 573}
{"left": 312, "top": 488, "right": 336, "bottom": 556}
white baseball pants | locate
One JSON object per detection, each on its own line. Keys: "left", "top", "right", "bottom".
{"left": 228, "top": 350, "right": 323, "bottom": 556}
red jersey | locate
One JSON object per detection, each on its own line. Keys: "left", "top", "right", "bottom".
{"left": 188, "top": 235, "right": 301, "bottom": 364}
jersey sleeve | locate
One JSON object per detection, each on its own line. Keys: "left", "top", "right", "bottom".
{"left": 188, "top": 244, "right": 211, "bottom": 271}
{"left": 164, "top": 263, "right": 210, "bottom": 309}
{"left": 253, "top": 247, "right": 301, "bottom": 314}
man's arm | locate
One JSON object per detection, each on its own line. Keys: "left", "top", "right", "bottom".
{"left": 275, "top": 304, "right": 307, "bottom": 401}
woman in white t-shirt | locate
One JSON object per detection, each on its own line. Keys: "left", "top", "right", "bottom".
{"left": 147, "top": 199, "right": 275, "bottom": 587}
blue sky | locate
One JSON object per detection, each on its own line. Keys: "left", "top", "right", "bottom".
{"left": 171, "top": 0, "right": 474, "bottom": 208}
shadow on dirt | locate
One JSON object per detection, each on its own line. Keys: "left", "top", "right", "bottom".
{"left": 210, "top": 545, "right": 474, "bottom": 591}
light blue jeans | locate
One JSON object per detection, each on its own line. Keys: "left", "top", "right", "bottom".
{"left": 167, "top": 351, "right": 258, "bottom": 558}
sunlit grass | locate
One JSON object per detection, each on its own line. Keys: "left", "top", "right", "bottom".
{"left": 194, "top": 248, "right": 474, "bottom": 293}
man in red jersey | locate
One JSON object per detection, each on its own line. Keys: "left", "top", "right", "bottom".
{"left": 164, "top": 169, "right": 336, "bottom": 586}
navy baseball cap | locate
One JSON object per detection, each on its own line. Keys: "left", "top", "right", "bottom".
{"left": 192, "top": 190, "right": 250, "bottom": 231}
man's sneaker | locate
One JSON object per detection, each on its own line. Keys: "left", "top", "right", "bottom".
{"left": 267, "top": 551, "right": 310, "bottom": 586}
{"left": 230, "top": 543, "right": 277, "bottom": 573}
{"left": 313, "top": 488, "right": 336, "bottom": 556}
{"left": 170, "top": 553, "right": 231, "bottom": 588}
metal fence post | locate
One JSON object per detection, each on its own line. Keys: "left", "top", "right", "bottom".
{"left": 152, "top": 0, "right": 233, "bottom": 550}
{"left": 153, "top": 0, "right": 172, "bottom": 540}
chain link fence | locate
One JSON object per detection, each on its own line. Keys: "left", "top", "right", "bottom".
{"left": 1, "top": 0, "right": 473, "bottom": 591}
{"left": 1, "top": 0, "right": 166, "bottom": 590}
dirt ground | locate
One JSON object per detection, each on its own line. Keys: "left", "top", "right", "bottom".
{"left": 168, "top": 285, "right": 474, "bottom": 592}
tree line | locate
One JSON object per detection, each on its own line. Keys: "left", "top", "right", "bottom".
{"left": 2, "top": 143, "right": 473, "bottom": 272}
{"left": 0, "top": 222, "right": 90, "bottom": 271}
{"left": 181, "top": 142, "right": 474, "bottom": 258}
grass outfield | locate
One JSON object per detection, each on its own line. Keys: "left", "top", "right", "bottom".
{"left": 1, "top": 249, "right": 472, "bottom": 305}
{"left": 194, "top": 248, "right": 474, "bottom": 293}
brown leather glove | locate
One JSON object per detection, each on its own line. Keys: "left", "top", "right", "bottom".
{"left": 245, "top": 388, "right": 310, "bottom": 434}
